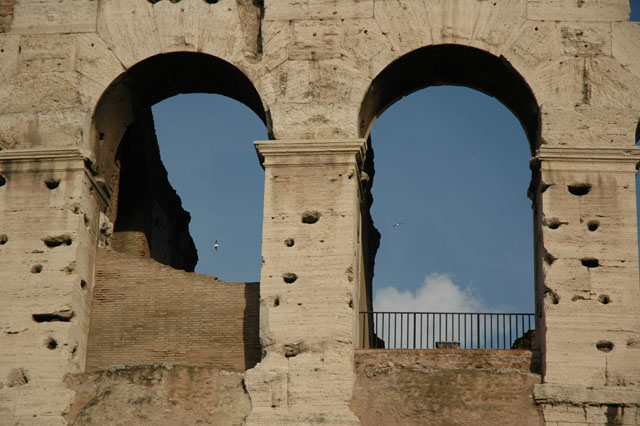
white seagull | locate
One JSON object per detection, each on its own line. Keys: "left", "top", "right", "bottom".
{"left": 392, "top": 222, "right": 403, "bottom": 228}
{"left": 213, "top": 240, "right": 219, "bottom": 251}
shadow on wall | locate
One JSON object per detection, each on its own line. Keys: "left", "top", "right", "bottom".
{"left": 112, "top": 108, "right": 197, "bottom": 271}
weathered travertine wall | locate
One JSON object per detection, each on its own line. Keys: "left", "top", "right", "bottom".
{"left": 64, "top": 364, "right": 252, "bottom": 425}
{"left": 1, "top": 0, "right": 640, "bottom": 425}
{"left": 86, "top": 249, "right": 260, "bottom": 372}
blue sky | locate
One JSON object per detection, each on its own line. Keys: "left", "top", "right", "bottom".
{"left": 152, "top": 4, "right": 639, "bottom": 314}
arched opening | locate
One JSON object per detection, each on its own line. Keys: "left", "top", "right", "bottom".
{"left": 151, "top": 93, "right": 266, "bottom": 280}
{"left": 358, "top": 45, "right": 541, "bottom": 350}
{"left": 92, "top": 52, "right": 267, "bottom": 270}
{"left": 86, "top": 52, "right": 266, "bottom": 371}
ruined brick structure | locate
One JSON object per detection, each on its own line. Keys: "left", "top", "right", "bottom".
{"left": 1, "top": 0, "right": 640, "bottom": 425}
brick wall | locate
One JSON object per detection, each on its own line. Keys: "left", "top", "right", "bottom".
{"left": 85, "top": 249, "right": 260, "bottom": 372}
{"left": 351, "top": 349, "right": 542, "bottom": 426}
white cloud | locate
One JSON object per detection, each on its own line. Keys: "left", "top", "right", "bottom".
{"left": 373, "top": 272, "right": 487, "bottom": 313}
{"left": 367, "top": 273, "right": 526, "bottom": 349}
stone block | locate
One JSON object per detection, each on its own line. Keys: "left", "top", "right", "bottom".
{"left": 0, "top": 72, "right": 81, "bottom": 114}
{"left": 0, "top": 109, "right": 85, "bottom": 149}
{"left": 527, "top": 0, "right": 629, "bottom": 21}
{"left": 263, "top": 0, "right": 309, "bottom": 21}
{"left": 11, "top": 0, "right": 97, "bottom": 34}
{"left": 75, "top": 33, "right": 126, "bottom": 90}
{"left": 17, "top": 34, "right": 76, "bottom": 74}
{"left": 0, "top": 34, "right": 19, "bottom": 82}
{"left": 613, "top": 22, "right": 640, "bottom": 80}
{"left": 539, "top": 105, "right": 637, "bottom": 147}
{"left": 308, "top": 0, "right": 373, "bottom": 20}
{"left": 269, "top": 102, "right": 359, "bottom": 139}
{"left": 506, "top": 21, "right": 564, "bottom": 72}
{"left": 96, "top": 0, "right": 160, "bottom": 69}
{"left": 289, "top": 19, "right": 342, "bottom": 60}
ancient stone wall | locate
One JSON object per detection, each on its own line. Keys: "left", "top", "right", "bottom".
{"left": 351, "top": 349, "right": 542, "bottom": 426}
{"left": 64, "top": 364, "right": 251, "bottom": 425}
{"left": 0, "top": 0, "right": 640, "bottom": 425}
{"left": 86, "top": 249, "right": 260, "bottom": 372}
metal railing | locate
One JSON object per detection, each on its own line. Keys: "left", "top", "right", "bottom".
{"left": 359, "top": 311, "right": 535, "bottom": 350}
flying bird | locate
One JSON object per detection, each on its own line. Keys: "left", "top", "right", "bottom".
{"left": 392, "top": 222, "right": 403, "bottom": 228}
{"left": 213, "top": 240, "right": 219, "bottom": 251}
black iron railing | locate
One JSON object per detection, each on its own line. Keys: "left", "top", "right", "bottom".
{"left": 359, "top": 311, "right": 535, "bottom": 350}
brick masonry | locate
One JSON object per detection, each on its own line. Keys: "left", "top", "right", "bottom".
{"left": 351, "top": 349, "right": 543, "bottom": 426}
{"left": 86, "top": 249, "right": 260, "bottom": 372}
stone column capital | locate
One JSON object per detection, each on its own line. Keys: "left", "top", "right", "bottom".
{"left": 0, "top": 148, "right": 109, "bottom": 207}
{"left": 533, "top": 146, "right": 640, "bottom": 171}
{"left": 254, "top": 138, "right": 367, "bottom": 169}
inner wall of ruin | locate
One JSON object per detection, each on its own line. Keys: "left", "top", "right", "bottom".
{"left": 1, "top": 0, "right": 640, "bottom": 425}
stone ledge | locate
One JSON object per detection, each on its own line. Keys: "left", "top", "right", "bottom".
{"left": 254, "top": 138, "right": 367, "bottom": 167}
{"left": 535, "top": 146, "right": 640, "bottom": 164}
{"left": 534, "top": 384, "right": 640, "bottom": 406}
{"left": 355, "top": 349, "right": 540, "bottom": 373}
{"left": 0, "top": 148, "right": 109, "bottom": 206}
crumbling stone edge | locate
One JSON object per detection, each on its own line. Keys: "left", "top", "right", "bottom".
{"left": 534, "top": 384, "right": 640, "bottom": 407}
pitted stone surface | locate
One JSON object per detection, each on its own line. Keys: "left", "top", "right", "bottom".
{"left": 0, "top": 1, "right": 639, "bottom": 425}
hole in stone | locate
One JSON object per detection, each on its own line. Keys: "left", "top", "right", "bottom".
{"left": 284, "top": 343, "right": 305, "bottom": 358}
{"left": 32, "top": 310, "right": 73, "bottom": 323}
{"left": 568, "top": 183, "right": 591, "bottom": 196}
{"left": 0, "top": 175, "right": 6, "bottom": 187}
{"left": 301, "top": 211, "right": 321, "bottom": 224}
{"left": 62, "top": 263, "right": 75, "bottom": 274}
{"left": 46, "top": 338, "right": 58, "bottom": 350}
{"left": 545, "top": 218, "right": 564, "bottom": 229}
{"left": 598, "top": 294, "right": 611, "bottom": 304}
{"left": 274, "top": 297, "right": 280, "bottom": 307}
{"left": 545, "top": 288, "right": 560, "bottom": 305}
{"left": 44, "top": 179, "right": 60, "bottom": 190}
{"left": 80, "top": 279, "right": 87, "bottom": 289}
{"left": 348, "top": 299, "right": 353, "bottom": 308}
{"left": 283, "top": 273, "right": 297, "bottom": 284}
{"left": 581, "top": 257, "right": 599, "bottom": 268}
{"left": 284, "top": 238, "right": 295, "bottom": 247}
{"left": 544, "top": 252, "right": 556, "bottom": 265}
{"left": 0, "top": 234, "right": 7, "bottom": 245}
{"left": 596, "top": 340, "right": 614, "bottom": 353}
{"left": 6, "top": 368, "right": 29, "bottom": 387}
{"left": 43, "top": 234, "right": 72, "bottom": 248}
{"left": 587, "top": 220, "right": 599, "bottom": 231}
{"left": 31, "top": 264, "right": 43, "bottom": 274}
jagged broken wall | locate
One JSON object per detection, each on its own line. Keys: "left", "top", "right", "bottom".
{"left": 1, "top": 1, "right": 640, "bottom": 425}
{"left": 110, "top": 107, "right": 197, "bottom": 271}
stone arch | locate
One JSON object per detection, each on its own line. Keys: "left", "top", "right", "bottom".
{"left": 91, "top": 52, "right": 268, "bottom": 257}
{"left": 84, "top": 51, "right": 265, "bottom": 371}
{"left": 357, "top": 44, "right": 542, "bottom": 349}
{"left": 359, "top": 44, "right": 541, "bottom": 154}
